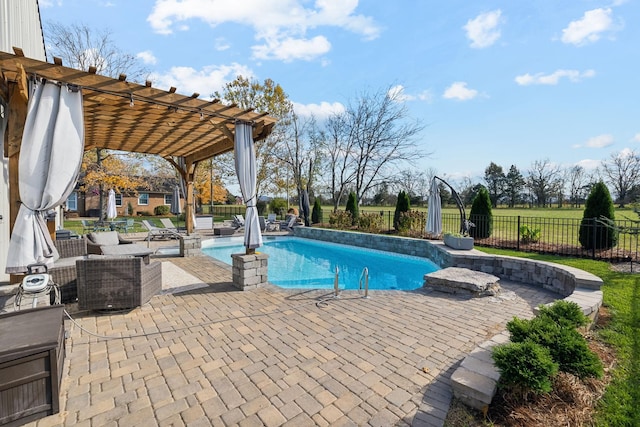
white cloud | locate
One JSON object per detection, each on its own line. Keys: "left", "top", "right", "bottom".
{"left": 464, "top": 10, "right": 503, "bottom": 48}
{"left": 149, "top": 63, "right": 254, "bottom": 100}
{"left": 515, "top": 69, "right": 596, "bottom": 85}
{"left": 293, "top": 101, "right": 345, "bottom": 120}
{"left": 561, "top": 8, "right": 614, "bottom": 46}
{"left": 147, "top": 0, "right": 381, "bottom": 61}
{"left": 586, "top": 134, "right": 614, "bottom": 148}
{"left": 252, "top": 36, "right": 331, "bottom": 62}
{"left": 214, "top": 37, "right": 230, "bottom": 51}
{"left": 633, "top": 133, "right": 640, "bottom": 142}
{"left": 387, "top": 85, "right": 432, "bottom": 103}
{"left": 137, "top": 50, "right": 157, "bottom": 65}
{"left": 576, "top": 159, "right": 601, "bottom": 170}
{"left": 388, "top": 85, "right": 414, "bottom": 101}
{"left": 442, "top": 82, "right": 478, "bottom": 101}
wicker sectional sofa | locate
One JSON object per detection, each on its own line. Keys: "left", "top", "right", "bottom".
{"left": 75, "top": 257, "right": 162, "bottom": 310}
{"left": 51, "top": 239, "right": 87, "bottom": 303}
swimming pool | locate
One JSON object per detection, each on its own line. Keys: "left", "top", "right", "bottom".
{"left": 202, "top": 236, "right": 439, "bottom": 291}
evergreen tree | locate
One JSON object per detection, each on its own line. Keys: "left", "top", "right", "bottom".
{"left": 484, "top": 162, "right": 505, "bottom": 208}
{"left": 504, "top": 165, "right": 525, "bottom": 208}
{"left": 579, "top": 181, "right": 618, "bottom": 249}
{"left": 394, "top": 191, "right": 411, "bottom": 231}
{"left": 345, "top": 191, "right": 359, "bottom": 225}
{"left": 469, "top": 187, "right": 492, "bottom": 238}
{"left": 311, "top": 198, "right": 323, "bottom": 224}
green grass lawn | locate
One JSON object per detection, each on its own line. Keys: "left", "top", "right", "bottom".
{"left": 478, "top": 247, "right": 640, "bottom": 426}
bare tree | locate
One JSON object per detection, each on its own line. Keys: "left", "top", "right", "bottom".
{"left": 45, "top": 22, "right": 149, "bottom": 82}
{"left": 601, "top": 150, "right": 640, "bottom": 207}
{"left": 527, "top": 159, "right": 561, "bottom": 207}
{"left": 346, "top": 86, "right": 426, "bottom": 203}
{"left": 567, "top": 165, "right": 588, "bottom": 207}
{"left": 320, "top": 112, "right": 357, "bottom": 212}
{"left": 393, "top": 168, "right": 428, "bottom": 204}
{"left": 45, "top": 22, "right": 150, "bottom": 219}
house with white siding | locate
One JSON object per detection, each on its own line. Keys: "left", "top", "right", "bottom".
{"left": 0, "top": 0, "right": 46, "bottom": 283}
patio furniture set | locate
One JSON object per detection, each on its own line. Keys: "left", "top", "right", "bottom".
{"left": 50, "top": 231, "right": 161, "bottom": 310}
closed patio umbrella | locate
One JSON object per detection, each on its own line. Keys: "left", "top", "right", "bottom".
{"left": 301, "top": 190, "right": 310, "bottom": 227}
{"left": 234, "top": 121, "right": 262, "bottom": 251}
{"left": 107, "top": 189, "right": 117, "bottom": 220}
{"left": 170, "top": 185, "right": 182, "bottom": 228}
{"left": 426, "top": 177, "right": 442, "bottom": 238}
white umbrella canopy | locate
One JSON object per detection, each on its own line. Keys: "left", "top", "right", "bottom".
{"left": 107, "top": 189, "right": 118, "bottom": 220}
{"left": 234, "top": 121, "right": 262, "bottom": 251}
{"left": 426, "top": 177, "right": 442, "bottom": 238}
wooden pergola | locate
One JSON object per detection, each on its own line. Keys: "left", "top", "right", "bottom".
{"left": 1, "top": 48, "right": 277, "bottom": 234}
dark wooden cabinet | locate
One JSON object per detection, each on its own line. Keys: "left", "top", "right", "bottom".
{"left": 0, "top": 305, "right": 65, "bottom": 426}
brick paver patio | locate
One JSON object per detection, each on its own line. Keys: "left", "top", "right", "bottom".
{"left": 19, "top": 248, "right": 556, "bottom": 427}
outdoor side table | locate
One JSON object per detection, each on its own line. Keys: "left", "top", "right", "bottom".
{"left": 0, "top": 305, "right": 65, "bottom": 427}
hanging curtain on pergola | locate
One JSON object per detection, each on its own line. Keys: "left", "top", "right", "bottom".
{"left": 5, "top": 80, "right": 84, "bottom": 273}
{"left": 234, "top": 121, "right": 262, "bottom": 250}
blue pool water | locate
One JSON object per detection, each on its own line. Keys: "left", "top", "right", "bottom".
{"left": 202, "top": 236, "right": 439, "bottom": 291}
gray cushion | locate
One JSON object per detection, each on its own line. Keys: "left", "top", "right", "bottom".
{"left": 89, "top": 231, "right": 120, "bottom": 246}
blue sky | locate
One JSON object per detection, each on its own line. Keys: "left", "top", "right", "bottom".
{"left": 39, "top": 0, "right": 639, "bottom": 183}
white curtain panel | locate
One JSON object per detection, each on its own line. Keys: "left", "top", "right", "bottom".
{"left": 5, "top": 80, "right": 84, "bottom": 273}
{"left": 107, "top": 189, "right": 118, "bottom": 219}
{"left": 234, "top": 121, "right": 262, "bottom": 250}
{"left": 426, "top": 177, "right": 443, "bottom": 236}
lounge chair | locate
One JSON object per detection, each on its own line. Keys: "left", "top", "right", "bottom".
{"left": 141, "top": 219, "right": 180, "bottom": 240}
{"left": 195, "top": 216, "right": 213, "bottom": 231}
{"left": 160, "top": 218, "right": 179, "bottom": 232}
{"left": 266, "top": 213, "right": 279, "bottom": 231}
{"left": 232, "top": 214, "right": 245, "bottom": 229}
{"left": 281, "top": 215, "right": 298, "bottom": 231}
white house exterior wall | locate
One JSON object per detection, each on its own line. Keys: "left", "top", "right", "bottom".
{"left": 0, "top": 0, "right": 46, "bottom": 283}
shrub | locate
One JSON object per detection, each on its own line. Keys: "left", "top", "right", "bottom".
{"left": 397, "top": 210, "right": 426, "bottom": 236}
{"left": 345, "top": 192, "right": 359, "bottom": 225}
{"left": 357, "top": 212, "right": 384, "bottom": 233}
{"left": 469, "top": 187, "right": 492, "bottom": 238}
{"left": 579, "top": 181, "right": 618, "bottom": 250}
{"left": 311, "top": 199, "right": 323, "bottom": 224}
{"left": 269, "top": 198, "right": 287, "bottom": 216}
{"left": 506, "top": 315, "right": 603, "bottom": 379}
{"left": 537, "top": 300, "right": 589, "bottom": 329}
{"left": 256, "top": 200, "right": 267, "bottom": 215}
{"left": 329, "top": 211, "right": 352, "bottom": 229}
{"left": 127, "top": 202, "right": 133, "bottom": 216}
{"left": 154, "top": 205, "right": 170, "bottom": 215}
{"left": 493, "top": 341, "right": 558, "bottom": 394}
{"left": 394, "top": 191, "right": 411, "bottom": 231}
{"left": 520, "top": 225, "right": 541, "bottom": 244}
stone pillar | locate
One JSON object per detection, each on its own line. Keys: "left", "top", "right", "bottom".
{"left": 180, "top": 235, "right": 201, "bottom": 257}
{"left": 232, "top": 252, "right": 268, "bottom": 290}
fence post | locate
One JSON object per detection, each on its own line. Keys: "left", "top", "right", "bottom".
{"left": 516, "top": 216, "right": 521, "bottom": 251}
{"left": 592, "top": 217, "right": 597, "bottom": 259}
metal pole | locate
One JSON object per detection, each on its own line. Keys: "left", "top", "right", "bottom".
{"left": 333, "top": 266, "right": 340, "bottom": 298}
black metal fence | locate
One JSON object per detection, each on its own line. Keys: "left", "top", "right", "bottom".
{"left": 440, "top": 213, "right": 640, "bottom": 262}
{"left": 209, "top": 206, "right": 639, "bottom": 261}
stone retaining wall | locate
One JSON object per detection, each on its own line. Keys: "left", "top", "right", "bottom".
{"left": 294, "top": 227, "right": 602, "bottom": 296}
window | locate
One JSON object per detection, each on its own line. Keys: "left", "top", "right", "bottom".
{"left": 115, "top": 193, "right": 123, "bottom": 207}
{"left": 66, "top": 192, "right": 78, "bottom": 211}
{"left": 164, "top": 194, "right": 172, "bottom": 205}
{"left": 138, "top": 193, "right": 149, "bottom": 205}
